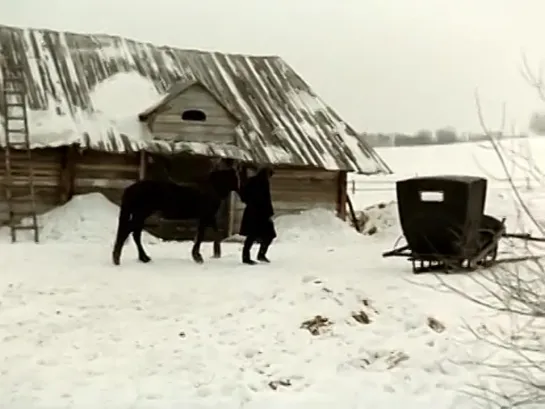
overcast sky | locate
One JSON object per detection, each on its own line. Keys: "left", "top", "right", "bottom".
{"left": 2, "top": 0, "right": 545, "bottom": 134}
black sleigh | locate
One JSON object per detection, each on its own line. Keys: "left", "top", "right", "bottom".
{"left": 382, "top": 175, "right": 506, "bottom": 274}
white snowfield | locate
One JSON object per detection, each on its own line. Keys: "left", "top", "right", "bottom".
{"left": 1, "top": 140, "right": 545, "bottom": 408}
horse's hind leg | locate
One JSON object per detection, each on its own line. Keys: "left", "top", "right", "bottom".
{"left": 210, "top": 218, "right": 221, "bottom": 258}
{"left": 132, "top": 215, "right": 151, "bottom": 263}
{"left": 113, "top": 227, "right": 131, "bottom": 266}
{"left": 112, "top": 209, "right": 132, "bottom": 266}
{"left": 191, "top": 220, "right": 206, "bottom": 264}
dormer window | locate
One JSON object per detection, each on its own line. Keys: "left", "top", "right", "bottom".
{"left": 181, "top": 109, "right": 206, "bottom": 121}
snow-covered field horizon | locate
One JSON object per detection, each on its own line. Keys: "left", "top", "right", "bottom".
{"left": 2, "top": 139, "right": 545, "bottom": 408}
{"left": 351, "top": 137, "right": 545, "bottom": 208}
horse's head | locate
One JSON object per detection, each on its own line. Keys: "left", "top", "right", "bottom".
{"left": 209, "top": 158, "right": 242, "bottom": 197}
{"left": 256, "top": 166, "right": 274, "bottom": 179}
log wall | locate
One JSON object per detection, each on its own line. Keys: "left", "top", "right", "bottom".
{"left": 0, "top": 149, "right": 348, "bottom": 241}
{"left": 72, "top": 150, "right": 140, "bottom": 205}
{"left": 0, "top": 148, "right": 63, "bottom": 224}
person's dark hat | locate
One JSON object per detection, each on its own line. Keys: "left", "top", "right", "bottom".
{"left": 258, "top": 165, "right": 274, "bottom": 176}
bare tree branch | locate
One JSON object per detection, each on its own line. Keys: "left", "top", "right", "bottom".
{"left": 441, "top": 56, "right": 545, "bottom": 408}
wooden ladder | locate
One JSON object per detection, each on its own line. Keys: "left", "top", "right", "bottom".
{"left": 1, "top": 63, "right": 39, "bottom": 243}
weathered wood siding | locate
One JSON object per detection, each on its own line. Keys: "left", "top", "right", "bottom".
{"left": 231, "top": 168, "right": 341, "bottom": 234}
{"left": 0, "top": 148, "right": 233, "bottom": 242}
{"left": 150, "top": 84, "right": 238, "bottom": 144}
{"left": 0, "top": 148, "right": 63, "bottom": 224}
{"left": 145, "top": 154, "right": 231, "bottom": 241}
{"left": 73, "top": 151, "right": 140, "bottom": 205}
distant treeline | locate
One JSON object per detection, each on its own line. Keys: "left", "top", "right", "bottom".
{"left": 362, "top": 128, "right": 530, "bottom": 148}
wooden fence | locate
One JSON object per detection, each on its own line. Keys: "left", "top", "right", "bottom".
{"left": 348, "top": 176, "right": 539, "bottom": 196}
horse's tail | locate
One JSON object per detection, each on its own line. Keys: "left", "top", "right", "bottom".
{"left": 112, "top": 189, "right": 133, "bottom": 265}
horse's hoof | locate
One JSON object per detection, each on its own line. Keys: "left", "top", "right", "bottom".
{"left": 192, "top": 254, "right": 204, "bottom": 264}
{"left": 139, "top": 256, "right": 152, "bottom": 263}
{"left": 212, "top": 253, "right": 221, "bottom": 259}
{"left": 112, "top": 253, "right": 121, "bottom": 266}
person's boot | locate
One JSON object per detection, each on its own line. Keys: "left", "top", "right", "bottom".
{"left": 257, "top": 240, "right": 271, "bottom": 263}
{"left": 242, "top": 238, "right": 256, "bottom": 265}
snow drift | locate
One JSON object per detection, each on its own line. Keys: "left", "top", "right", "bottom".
{"left": 274, "top": 208, "right": 362, "bottom": 243}
{"left": 0, "top": 193, "right": 159, "bottom": 244}
{"left": 0, "top": 195, "right": 369, "bottom": 246}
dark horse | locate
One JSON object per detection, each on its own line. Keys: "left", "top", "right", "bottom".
{"left": 112, "top": 159, "right": 240, "bottom": 265}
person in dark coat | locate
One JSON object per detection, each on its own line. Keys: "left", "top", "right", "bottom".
{"left": 239, "top": 166, "right": 277, "bottom": 265}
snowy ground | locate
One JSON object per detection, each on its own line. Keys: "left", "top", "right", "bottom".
{"left": 2, "top": 140, "right": 545, "bottom": 408}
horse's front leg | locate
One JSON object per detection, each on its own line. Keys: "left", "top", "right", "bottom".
{"left": 191, "top": 220, "right": 206, "bottom": 264}
{"left": 210, "top": 218, "right": 222, "bottom": 258}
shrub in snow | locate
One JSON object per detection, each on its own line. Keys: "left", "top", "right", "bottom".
{"left": 351, "top": 310, "right": 371, "bottom": 325}
{"left": 352, "top": 201, "right": 398, "bottom": 235}
{"left": 300, "top": 315, "right": 332, "bottom": 335}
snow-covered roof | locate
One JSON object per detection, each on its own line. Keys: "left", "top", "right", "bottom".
{"left": 0, "top": 24, "right": 391, "bottom": 174}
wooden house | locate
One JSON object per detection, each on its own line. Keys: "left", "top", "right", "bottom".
{"left": 0, "top": 24, "right": 391, "bottom": 241}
